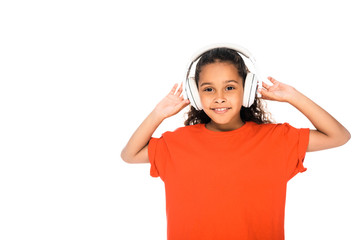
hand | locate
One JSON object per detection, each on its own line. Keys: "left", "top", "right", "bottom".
{"left": 258, "top": 77, "right": 296, "bottom": 102}
{"left": 154, "top": 83, "right": 190, "bottom": 119}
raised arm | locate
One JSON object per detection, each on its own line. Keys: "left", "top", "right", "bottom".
{"left": 259, "top": 77, "right": 351, "bottom": 152}
{"left": 121, "top": 83, "right": 190, "bottom": 163}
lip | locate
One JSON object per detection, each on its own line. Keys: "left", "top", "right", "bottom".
{"left": 210, "top": 107, "right": 231, "bottom": 114}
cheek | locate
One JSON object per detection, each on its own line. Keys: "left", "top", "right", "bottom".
{"left": 199, "top": 97, "right": 211, "bottom": 109}
{"left": 229, "top": 91, "right": 243, "bottom": 103}
{"left": 199, "top": 92, "right": 210, "bottom": 102}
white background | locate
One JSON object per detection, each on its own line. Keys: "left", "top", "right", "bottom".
{"left": 1, "top": 0, "right": 359, "bottom": 239}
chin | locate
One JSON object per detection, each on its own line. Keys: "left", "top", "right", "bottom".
{"left": 208, "top": 116, "right": 234, "bottom": 126}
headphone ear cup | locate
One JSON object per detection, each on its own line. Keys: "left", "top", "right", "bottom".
{"left": 243, "top": 73, "right": 258, "bottom": 107}
{"left": 186, "top": 77, "right": 203, "bottom": 111}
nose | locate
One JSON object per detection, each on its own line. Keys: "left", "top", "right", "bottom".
{"left": 214, "top": 92, "right": 226, "bottom": 104}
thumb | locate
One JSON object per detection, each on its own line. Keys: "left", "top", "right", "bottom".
{"left": 178, "top": 99, "right": 190, "bottom": 109}
{"left": 258, "top": 88, "right": 274, "bottom": 100}
{"left": 167, "top": 99, "right": 190, "bottom": 117}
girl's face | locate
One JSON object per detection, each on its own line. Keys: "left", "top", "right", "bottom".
{"left": 198, "top": 62, "right": 245, "bottom": 131}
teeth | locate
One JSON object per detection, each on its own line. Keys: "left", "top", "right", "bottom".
{"left": 214, "top": 108, "right": 227, "bottom": 111}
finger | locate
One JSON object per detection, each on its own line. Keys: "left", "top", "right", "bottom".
{"left": 258, "top": 88, "right": 267, "bottom": 98}
{"left": 258, "top": 89, "right": 270, "bottom": 100}
{"left": 175, "top": 82, "right": 183, "bottom": 97}
{"left": 259, "top": 88, "right": 277, "bottom": 101}
{"left": 170, "top": 83, "right": 178, "bottom": 95}
{"left": 262, "top": 81, "right": 271, "bottom": 90}
{"left": 173, "top": 99, "right": 190, "bottom": 114}
{"left": 267, "top": 76, "right": 278, "bottom": 84}
{"left": 178, "top": 99, "right": 190, "bottom": 109}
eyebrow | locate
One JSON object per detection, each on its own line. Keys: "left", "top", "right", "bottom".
{"left": 199, "top": 80, "right": 239, "bottom": 87}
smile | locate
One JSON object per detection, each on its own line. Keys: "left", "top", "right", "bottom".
{"left": 211, "top": 107, "right": 231, "bottom": 114}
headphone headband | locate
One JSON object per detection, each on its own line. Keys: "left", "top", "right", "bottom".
{"left": 189, "top": 43, "right": 256, "bottom": 65}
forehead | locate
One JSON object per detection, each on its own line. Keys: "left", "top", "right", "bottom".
{"left": 198, "top": 62, "right": 241, "bottom": 83}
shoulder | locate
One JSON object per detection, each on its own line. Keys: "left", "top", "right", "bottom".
{"left": 154, "top": 124, "right": 204, "bottom": 149}
{"left": 248, "top": 121, "right": 297, "bottom": 136}
{"left": 162, "top": 124, "right": 203, "bottom": 139}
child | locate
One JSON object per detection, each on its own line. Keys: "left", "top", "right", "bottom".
{"left": 121, "top": 46, "right": 350, "bottom": 240}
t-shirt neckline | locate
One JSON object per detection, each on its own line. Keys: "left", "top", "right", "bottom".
{"left": 200, "top": 121, "right": 254, "bottom": 136}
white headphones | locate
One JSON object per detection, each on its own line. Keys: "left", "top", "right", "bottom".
{"left": 184, "top": 43, "right": 262, "bottom": 110}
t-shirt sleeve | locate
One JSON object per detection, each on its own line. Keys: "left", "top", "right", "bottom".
{"left": 148, "top": 136, "right": 169, "bottom": 180}
{"left": 282, "top": 123, "right": 310, "bottom": 181}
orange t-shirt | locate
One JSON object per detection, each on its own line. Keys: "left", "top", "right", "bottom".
{"left": 148, "top": 121, "right": 309, "bottom": 240}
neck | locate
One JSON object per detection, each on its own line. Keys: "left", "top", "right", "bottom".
{"left": 205, "top": 120, "right": 245, "bottom": 132}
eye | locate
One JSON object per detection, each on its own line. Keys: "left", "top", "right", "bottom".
{"left": 203, "top": 87, "right": 213, "bottom": 92}
{"left": 226, "top": 86, "right": 235, "bottom": 91}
